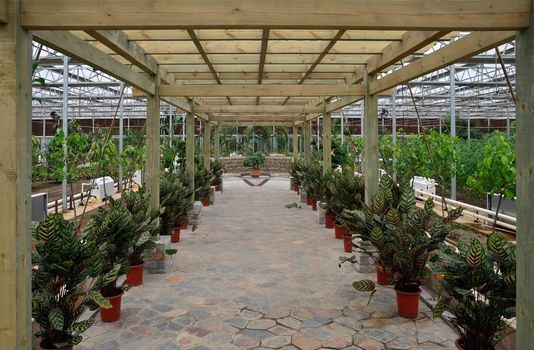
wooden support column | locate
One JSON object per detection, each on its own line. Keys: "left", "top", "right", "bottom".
{"left": 292, "top": 123, "right": 299, "bottom": 161}
{"left": 145, "top": 74, "right": 160, "bottom": 214}
{"left": 203, "top": 123, "right": 212, "bottom": 170}
{"left": 214, "top": 122, "right": 220, "bottom": 161}
{"left": 303, "top": 119, "right": 311, "bottom": 162}
{"left": 516, "top": 15, "right": 534, "bottom": 350}
{"left": 186, "top": 101, "right": 195, "bottom": 191}
{"left": 0, "top": 0, "right": 32, "bottom": 348}
{"left": 364, "top": 71, "right": 379, "bottom": 205}
{"left": 323, "top": 109, "right": 332, "bottom": 173}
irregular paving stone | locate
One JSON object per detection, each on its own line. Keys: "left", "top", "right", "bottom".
{"left": 176, "top": 332, "right": 202, "bottom": 347}
{"left": 240, "top": 329, "right": 275, "bottom": 341}
{"left": 334, "top": 316, "right": 363, "bottom": 330}
{"left": 260, "top": 335, "right": 292, "bottom": 348}
{"left": 280, "top": 346, "right": 299, "bottom": 350}
{"left": 247, "top": 319, "right": 277, "bottom": 330}
{"left": 386, "top": 335, "right": 418, "bottom": 350}
{"left": 359, "top": 328, "right": 397, "bottom": 343}
{"left": 302, "top": 316, "right": 332, "bottom": 328}
{"left": 269, "top": 325, "right": 296, "bottom": 336}
{"left": 291, "top": 333, "right": 322, "bottom": 350}
{"left": 226, "top": 317, "right": 248, "bottom": 329}
{"left": 241, "top": 310, "right": 264, "bottom": 320}
{"left": 353, "top": 334, "right": 385, "bottom": 350}
{"left": 278, "top": 316, "right": 302, "bottom": 330}
{"left": 321, "top": 335, "right": 353, "bottom": 348}
{"left": 233, "top": 334, "right": 260, "bottom": 350}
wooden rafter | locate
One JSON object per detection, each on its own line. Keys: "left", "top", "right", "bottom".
{"left": 256, "top": 28, "right": 269, "bottom": 105}
{"left": 21, "top": 0, "right": 530, "bottom": 30}
{"left": 196, "top": 105, "right": 323, "bottom": 114}
{"left": 283, "top": 29, "right": 346, "bottom": 105}
{"left": 188, "top": 29, "right": 232, "bottom": 105}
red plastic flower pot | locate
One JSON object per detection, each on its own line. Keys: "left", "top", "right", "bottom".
{"left": 38, "top": 343, "right": 73, "bottom": 350}
{"left": 126, "top": 262, "right": 145, "bottom": 287}
{"left": 455, "top": 338, "right": 466, "bottom": 350}
{"left": 306, "top": 194, "right": 313, "bottom": 206}
{"left": 343, "top": 235, "right": 352, "bottom": 253}
{"left": 376, "top": 263, "right": 391, "bottom": 286}
{"left": 201, "top": 197, "right": 210, "bottom": 206}
{"left": 180, "top": 221, "right": 188, "bottom": 230}
{"left": 395, "top": 287, "right": 422, "bottom": 319}
{"left": 311, "top": 200, "right": 317, "bottom": 211}
{"left": 171, "top": 227, "right": 180, "bottom": 243}
{"left": 334, "top": 224, "right": 347, "bottom": 239}
{"left": 100, "top": 290, "right": 124, "bottom": 323}
{"left": 325, "top": 214, "right": 335, "bottom": 229}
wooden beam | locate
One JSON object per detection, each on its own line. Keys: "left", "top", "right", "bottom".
{"left": 257, "top": 29, "right": 270, "bottom": 105}
{"left": 214, "top": 122, "right": 220, "bottom": 160}
{"left": 160, "top": 84, "right": 364, "bottom": 97}
{"left": 0, "top": 0, "right": 32, "bottom": 347}
{"left": 22, "top": 0, "right": 530, "bottom": 30}
{"left": 210, "top": 115, "right": 303, "bottom": 122}
{"left": 33, "top": 31, "right": 155, "bottom": 94}
{"left": 145, "top": 77, "right": 160, "bottom": 218}
{"left": 323, "top": 108, "right": 332, "bottom": 173}
{"left": 203, "top": 124, "right": 211, "bottom": 170}
{"left": 293, "top": 124, "right": 299, "bottom": 160}
{"left": 186, "top": 101, "right": 195, "bottom": 192}
{"left": 364, "top": 71, "right": 378, "bottom": 205}
{"left": 220, "top": 121, "right": 294, "bottom": 127}
{"left": 303, "top": 120, "right": 311, "bottom": 161}
{"left": 515, "top": 21, "right": 534, "bottom": 350}
{"left": 196, "top": 105, "right": 323, "bottom": 114}
{"left": 283, "top": 29, "right": 346, "bottom": 105}
{"left": 0, "top": 0, "right": 7, "bottom": 23}
{"left": 370, "top": 31, "right": 517, "bottom": 95}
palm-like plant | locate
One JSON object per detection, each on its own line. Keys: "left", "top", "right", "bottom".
{"left": 32, "top": 215, "right": 113, "bottom": 349}
{"left": 210, "top": 159, "right": 225, "bottom": 187}
{"left": 433, "top": 233, "right": 516, "bottom": 350}
{"left": 195, "top": 164, "right": 215, "bottom": 200}
{"left": 323, "top": 169, "right": 365, "bottom": 222}
{"left": 160, "top": 171, "right": 194, "bottom": 235}
{"left": 298, "top": 160, "right": 325, "bottom": 201}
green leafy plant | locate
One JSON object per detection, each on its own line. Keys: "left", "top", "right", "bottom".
{"left": 433, "top": 233, "right": 516, "bottom": 350}
{"left": 121, "top": 129, "right": 146, "bottom": 188}
{"left": 83, "top": 200, "right": 136, "bottom": 297}
{"left": 467, "top": 131, "right": 516, "bottom": 232}
{"left": 159, "top": 170, "right": 194, "bottom": 235}
{"left": 32, "top": 215, "right": 112, "bottom": 349}
{"left": 243, "top": 152, "right": 266, "bottom": 169}
{"left": 323, "top": 169, "right": 364, "bottom": 222}
{"left": 288, "top": 159, "right": 307, "bottom": 189}
{"left": 210, "top": 159, "right": 225, "bottom": 187}
{"left": 195, "top": 164, "right": 215, "bottom": 200}
{"left": 298, "top": 160, "right": 325, "bottom": 201}
{"left": 346, "top": 176, "right": 461, "bottom": 295}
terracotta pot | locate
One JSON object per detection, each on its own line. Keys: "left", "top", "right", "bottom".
{"left": 306, "top": 194, "right": 313, "bottom": 206}
{"left": 395, "top": 287, "right": 422, "bottom": 319}
{"left": 126, "top": 262, "right": 145, "bottom": 286}
{"left": 334, "top": 224, "right": 347, "bottom": 239}
{"left": 325, "top": 214, "right": 335, "bottom": 229}
{"left": 171, "top": 227, "right": 180, "bottom": 243}
{"left": 311, "top": 200, "right": 317, "bottom": 211}
{"left": 201, "top": 197, "right": 210, "bottom": 206}
{"left": 376, "top": 263, "right": 391, "bottom": 286}
{"left": 343, "top": 235, "right": 352, "bottom": 253}
{"left": 38, "top": 343, "right": 73, "bottom": 350}
{"left": 100, "top": 290, "right": 124, "bottom": 322}
{"left": 455, "top": 338, "right": 466, "bottom": 350}
{"left": 249, "top": 168, "right": 261, "bottom": 177}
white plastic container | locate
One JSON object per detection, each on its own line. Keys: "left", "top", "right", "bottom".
{"left": 82, "top": 176, "right": 115, "bottom": 203}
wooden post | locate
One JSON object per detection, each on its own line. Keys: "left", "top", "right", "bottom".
{"left": 292, "top": 123, "right": 299, "bottom": 161}
{"left": 323, "top": 109, "right": 332, "bottom": 173}
{"left": 146, "top": 73, "right": 160, "bottom": 213}
{"left": 364, "top": 70, "right": 379, "bottom": 205}
{"left": 303, "top": 119, "right": 311, "bottom": 162}
{"left": 0, "top": 0, "right": 33, "bottom": 348}
{"left": 214, "top": 122, "right": 220, "bottom": 160}
{"left": 515, "top": 15, "right": 534, "bottom": 350}
{"left": 203, "top": 123, "right": 211, "bottom": 171}
{"left": 186, "top": 100, "right": 195, "bottom": 192}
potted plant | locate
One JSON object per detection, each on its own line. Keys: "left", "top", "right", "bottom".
{"left": 84, "top": 200, "right": 137, "bottom": 322}
{"left": 160, "top": 172, "right": 184, "bottom": 242}
{"left": 122, "top": 188, "right": 177, "bottom": 286}
{"left": 211, "top": 159, "right": 225, "bottom": 192}
{"left": 299, "top": 161, "right": 324, "bottom": 211}
{"left": 243, "top": 152, "right": 265, "bottom": 177}
{"left": 324, "top": 169, "right": 364, "bottom": 238}
{"left": 32, "top": 215, "right": 113, "bottom": 350}
{"left": 433, "top": 233, "right": 516, "bottom": 350}
{"left": 288, "top": 159, "right": 306, "bottom": 193}
{"left": 349, "top": 176, "right": 461, "bottom": 318}
{"left": 195, "top": 164, "right": 215, "bottom": 206}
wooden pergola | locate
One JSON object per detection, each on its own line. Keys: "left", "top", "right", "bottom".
{"left": 1, "top": 1, "right": 533, "bottom": 349}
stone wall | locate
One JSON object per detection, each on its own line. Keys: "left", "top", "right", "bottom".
{"left": 220, "top": 156, "right": 292, "bottom": 174}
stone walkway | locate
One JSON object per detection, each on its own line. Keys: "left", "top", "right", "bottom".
{"left": 80, "top": 177, "right": 458, "bottom": 350}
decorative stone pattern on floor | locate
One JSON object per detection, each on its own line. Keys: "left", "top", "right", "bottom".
{"left": 79, "top": 178, "right": 458, "bottom": 350}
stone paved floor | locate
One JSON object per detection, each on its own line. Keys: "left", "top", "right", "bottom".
{"left": 80, "top": 177, "right": 458, "bottom": 350}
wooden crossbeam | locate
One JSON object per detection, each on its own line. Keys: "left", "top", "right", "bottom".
{"left": 256, "top": 29, "right": 270, "bottom": 105}
{"left": 21, "top": 0, "right": 530, "bottom": 30}
{"left": 33, "top": 31, "right": 155, "bottom": 95}
{"left": 370, "top": 31, "right": 517, "bottom": 95}
{"left": 283, "top": 29, "right": 346, "bottom": 105}
{"left": 0, "top": 0, "right": 7, "bottom": 24}
{"left": 196, "top": 105, "right": 323, "bottom": 113}
{"left": 210, "top": 115, "right": 302, "bottom": 121}
{"left": 160, "top": 84, "right": 364, "bottom": 97}
{"left": 220, "top": 121, "right": 295, "bottom": 127}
